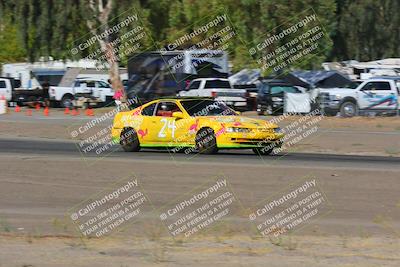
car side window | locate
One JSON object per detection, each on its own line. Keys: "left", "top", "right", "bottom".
{"left": 74, "top": 81, "right": 80, "bottom": 87}
{"left": 141, "top": 103, "right": 157, "bottom": 116}
{"left": 155, "top": 102, "right": 182, "bottom": 117}
{"left": 261, "top": 84, "right": 269, "bottom": 94}
{"left": 86, "top": 81, "right": 96, "bottom": 88}
{"left": 97, "top": 81, "right": 110, "bottom": 88}
{"left": 188, "top": 81, "right": 200, "bottom": 90}
{"left": 361, "top": 82, "right": 391, "bottom": 91}
{"left": 0, "top": 81, "right": 6, "bottom": 88}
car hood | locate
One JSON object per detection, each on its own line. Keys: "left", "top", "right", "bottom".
{"left": 318, "top": 88, "right": 356, "bottom": 95}
{"left": 200, "top": 116, "right": 278, "bottom": 129}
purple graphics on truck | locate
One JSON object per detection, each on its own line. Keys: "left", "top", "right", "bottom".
{"left": 363, "top": 94, "right": 398, "bottom": 109}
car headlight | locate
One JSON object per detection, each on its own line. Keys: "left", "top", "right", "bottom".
{"left": 330, "top": 94, "right": 342, "bottom": 100}
{"left": 271, "top": 97, "right": 283, "bottom": 102}
{"left": 226, "top": 127, "right": 251, "bottom": 133}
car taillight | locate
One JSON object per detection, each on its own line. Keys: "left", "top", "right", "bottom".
{"left": 211, "top": 91, "right": 218, "bottom": 98}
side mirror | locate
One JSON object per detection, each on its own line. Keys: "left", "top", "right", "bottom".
{"left": 172, "top": 111, "right": 184, "bottom": 119}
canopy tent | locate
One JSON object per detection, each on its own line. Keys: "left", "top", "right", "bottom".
{"left": 284, "top": 70, "right": 351, "bottom": 89}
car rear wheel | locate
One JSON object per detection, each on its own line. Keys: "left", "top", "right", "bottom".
{"left": 195, "top": 128, "right": 218, "bottom": 154}
{"left": 120, "top": 127, "right": 140, "bottom": 152}
{"left": 61, "top": 95, "right": 74, "bottom": 108}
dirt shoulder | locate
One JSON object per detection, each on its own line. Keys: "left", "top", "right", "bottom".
{"left": 1, "top": 233, "right": 399, "bottom": 267}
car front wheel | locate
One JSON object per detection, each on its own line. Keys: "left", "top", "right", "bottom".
{"left": 195, "top": 128, "right": 218, "bottom": 154}
{"left": 340, "top": 102, "right": 357, "bottom": 117}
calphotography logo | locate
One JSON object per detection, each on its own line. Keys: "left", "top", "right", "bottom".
{"left": 248, "top": 8, "right": 331, "bottom": 76}
{"left": 249, "top": 176, "right": 333, "bottom": 238}
{"left": 69, "top": 8, "right": 151, "bottom": 71}
{"left": 68, "top": 98, "right": 143, "bottom": 164}
{"left": 68, "top": 175, "right": 153, "bottom": 238}
{"left": 158, "top": 176, "right": 243, "bottom": 240}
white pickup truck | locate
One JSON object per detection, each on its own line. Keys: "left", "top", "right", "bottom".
{"left": 319, "top": 77, "right": 400, "bottom": 117}
{"left": 49, "top": 78, "right": 114, "bottom": 107}
{"left": 178, "top": 78, "right": 248, "bottom": 111}
{"left": 0, "top": 78, "right": 13, "bottom": 101}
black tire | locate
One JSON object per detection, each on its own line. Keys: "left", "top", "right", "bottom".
{"left": 322, "top": 109, "right": 337, "bottom": 116}
{"left": 26, "top": 96, "right": 37, "bottom": 108}
{"left": 257, "top": 104, "right": 265, "bottom": 115}
{"left": 120, "top": 127, "right": 140, "bottom": 152}
{"left": 61, "top": 94, "right": 74, "bottom": 108}
{"left": 195, "top": 128, "right": 218, "bottom": 154}
{"left": 340, "top": 102, "right": 357, "bottom": 118}
{"left": 252, "top": 145, "right": 275, "bottom": 155}
{"left": 49, "top": 101, "right": 58, "bottom": 108}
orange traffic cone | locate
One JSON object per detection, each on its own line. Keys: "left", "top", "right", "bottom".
{"left": 44, "top": 106, "right": 49, "bottom": 116}
{"left": 71, "top": 108, "right": 79, "bottom": 116}
{"left": 85, "top": 107, "right": 94, "bottom": 116}
{"left": 64, "top": 107, "right": 70, "bottom": 115}
{"left": 35, "top": 103, "right": 41, "bottom": 110}
{"left": 15, "top": 105, "right": 21, "bottom": 112}
{"left": 26, "top": 109, "right": 32, "bottom": 116}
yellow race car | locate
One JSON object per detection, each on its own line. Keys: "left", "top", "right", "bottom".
{"left": 111, "top": 98, "right": 284, "bottom": 155}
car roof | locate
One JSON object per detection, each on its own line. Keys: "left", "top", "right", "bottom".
{"left": 192, "top": 78, "right": 229, "bottom": 81}
{"left": 143, "top": 97, "right": 214, "bottom": 103}
{"left": 369, "top": 76, "right": 400, "bottom": 81}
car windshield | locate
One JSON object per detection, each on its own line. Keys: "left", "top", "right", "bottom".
{"left": 180, "top": 100, "right": 237, "bottom": 116}
{"left": 270, "top": 85, "right": 299, "bottom": 94}
{"left": 343, "top": 81, "right": 361, "bottom": 89}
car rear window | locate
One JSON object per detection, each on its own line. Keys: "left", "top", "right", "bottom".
{"left": 270, "top": 86, "right": 299, "bottom": 94}
{"left": 141, "top": 103, "right": 156, "bottom": 116}
{"left": 204, "top": 80, "right": 231, "bottom": 89}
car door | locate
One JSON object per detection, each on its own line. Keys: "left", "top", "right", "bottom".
{"left": 357, "top": 81, "right": 396, "bottom": 110}
{"left": 0, "top": 79, "right": 12, "bottom": 101}
{"left": 145, "top": 101, "right": 178, "bottom": 144}
{"left": 95, "top": 81, "right": 111, "bottom": 101}
{"left": 134, "top": 102, "right": 157, "bottom": 143}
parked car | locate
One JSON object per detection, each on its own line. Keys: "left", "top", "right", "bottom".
{"left": 49, "top": 78, "right": 114, "bottom": 108}
{"left": 256, "top": 80, "right": 302, "bottom": 115}
{"left": 318, "top": 77, "right": 400, "bottom": 117}
{"left": 0, "top": 77, "right": 47, "bottom": 107}
{"left": 178, "top": 78, "right": 247, "bottom": 111}
{"left": 233, "top": 83, "right": 259, "bottom": 111}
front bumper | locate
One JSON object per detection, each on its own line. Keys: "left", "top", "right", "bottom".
{"left": 217, "top": 131, "right": 284, "bottom": 149}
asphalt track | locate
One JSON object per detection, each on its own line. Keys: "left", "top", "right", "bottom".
{"left": 1, "top": 137, "right": 399, "bottom": 238}
{"left": 0, "top": 137, "right": 399, "bottom": 168}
